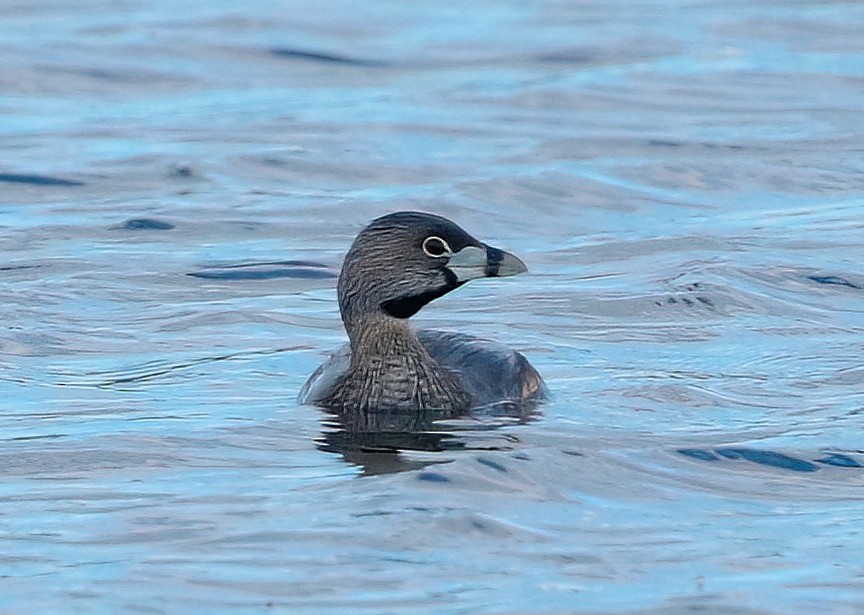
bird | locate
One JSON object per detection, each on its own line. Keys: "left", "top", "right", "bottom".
{"left": 298, "top": 211, "right": 546, "bottom": 423}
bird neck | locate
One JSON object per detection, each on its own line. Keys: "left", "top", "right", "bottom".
{"left": 347, "top": 316, "right": 439, "bottom": 381}
{"left": 347, "top": 313, "right": 416, "bottom": 354}
{"left": 334, "top": 315, "right": 472, "bottom": 414}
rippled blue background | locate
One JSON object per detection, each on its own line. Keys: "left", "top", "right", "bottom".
{"left": 2, "top": 1, "right": 864, "bottom": 613}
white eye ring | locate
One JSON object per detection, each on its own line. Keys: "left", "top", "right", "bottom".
{"left": 422, "top": 236, "right": 452, "bottom": 258}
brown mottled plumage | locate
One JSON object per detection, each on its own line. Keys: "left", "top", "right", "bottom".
{"left": 299, "top": 212, "right": 546, "bottom": 420}
{"left": 326, "top": 317, "right": 471, "bottom": 414}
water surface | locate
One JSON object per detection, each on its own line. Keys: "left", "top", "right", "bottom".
{"left": 2, "top": 1, "right": 864, "bottom": 613}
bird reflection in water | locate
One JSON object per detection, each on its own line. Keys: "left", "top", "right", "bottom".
{"left": 316, "top": 402, "right": 540, "bottom": 476}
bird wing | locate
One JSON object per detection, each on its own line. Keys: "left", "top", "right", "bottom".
{"left": 297, "top": 342, "right": 351, "bottom": 405}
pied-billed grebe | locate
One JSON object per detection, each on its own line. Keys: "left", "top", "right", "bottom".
{"left": 299, "top": 211, "right": 546, "bottom": 416}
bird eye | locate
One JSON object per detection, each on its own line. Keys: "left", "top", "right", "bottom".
{"left": 422, "top": 236, "right": 452, "bottom": 258}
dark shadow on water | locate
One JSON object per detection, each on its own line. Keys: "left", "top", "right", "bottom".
{"left": 0, "top": 172, "right": 85, "bottom": 186}
{"left": 188, "top": 260, "right": 336, "bottom": 280}
{"left": 270, "top": 48, "right": 387, "bottom": 67}
{"left": 806, "top": 274, "right": 862, "bottom": 290}
{"left": 111, "top": 218, "right": 176, "bottom": 231}
{"left": 678, "top": 447, "right": 863, "bottom": 472}
{"left": 815, "top": 453, "right": 864, "bottom": 468}
{"left": 316, "top": 403, "right": 539, "bottom": 476}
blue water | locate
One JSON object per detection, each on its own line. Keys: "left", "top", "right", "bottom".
{"left": 2, "top": 1, "right": 864, "bottom": 613}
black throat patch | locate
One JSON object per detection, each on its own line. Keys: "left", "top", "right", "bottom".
{"left": 381, "top": 271, "right": 462, "bottom": 319}
{"left": 381, "top": 288, "right": 448, "bottom": 318}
